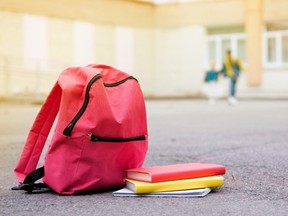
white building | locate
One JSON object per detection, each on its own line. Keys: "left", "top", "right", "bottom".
{"left": 0, "top": 0, "right": 288, "bottom": 99}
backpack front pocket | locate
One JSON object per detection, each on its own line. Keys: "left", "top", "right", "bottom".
{"left": 89, "top": 133, "right": 146, "bottom": 143}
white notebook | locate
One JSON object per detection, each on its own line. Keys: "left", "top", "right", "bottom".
{"left": 112, "top": 187, "right": 211, "bottom": 198}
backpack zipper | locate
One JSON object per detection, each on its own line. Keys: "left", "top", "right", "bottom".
{"left": 104, "top": 76, "right": 137, "bottom": 87}
{"left": 89, "top": 133, "right": 146, "bottom": 142}
{"left": 63, "top": 74, "right": 137, "bottom": 136}
{"left": 63, "top": 74, "right": 102, "bottom": 136}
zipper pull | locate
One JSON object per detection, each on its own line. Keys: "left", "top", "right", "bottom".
{"left": 88, "top": 132, "right": 93, "bottom": 140}
{"left": 63, "top": 123, "right": 74, "bottom": 136}
{"left": 89, "top": 133, "right": 98, "bottom": 141}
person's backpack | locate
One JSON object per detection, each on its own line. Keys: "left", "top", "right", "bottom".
{"left": 12, "top": 64, "right": 148, "bottom": 195}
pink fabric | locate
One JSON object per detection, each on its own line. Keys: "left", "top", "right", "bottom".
{"left": 14, "top": 65, "right": 148, "bottom": 194}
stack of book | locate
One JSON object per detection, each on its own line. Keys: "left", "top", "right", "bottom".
{"left": 113, "top": 163, "right": 226, "bottom": 197}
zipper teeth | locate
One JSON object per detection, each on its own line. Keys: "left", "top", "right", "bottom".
{"left": 63, "top": 74, "right": 102, "bottom": 136}
{"left": 90, "top": 133, "right": 146, "bottom": 143}
{"left": 104, "top": 76, "right": 137, "bottom": 87}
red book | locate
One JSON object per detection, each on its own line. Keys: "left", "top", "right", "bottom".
{"left": 126, "top": 163, "right": 226, "bottom": 183}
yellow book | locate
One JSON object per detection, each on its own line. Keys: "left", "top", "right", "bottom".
{"left": 125, "top": 176, "right": 224, "bottom": 194}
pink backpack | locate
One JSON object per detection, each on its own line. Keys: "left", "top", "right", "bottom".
{"left": 13, "top": 64, "right": 148, "bottom": 195}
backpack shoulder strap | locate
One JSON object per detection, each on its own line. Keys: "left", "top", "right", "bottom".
{"left": 14, "top": 82, "right": 62, "bottom": 183}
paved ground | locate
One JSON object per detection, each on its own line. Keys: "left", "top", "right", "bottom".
{"left": 1, "top": 99, "right": 288, "bottom": 216}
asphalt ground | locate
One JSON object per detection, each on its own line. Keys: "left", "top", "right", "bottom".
{"left": 0, "top": 99, "right": 288, "bottom": 216}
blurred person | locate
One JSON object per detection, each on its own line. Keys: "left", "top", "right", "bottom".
{"left": 220, "top": 50, "right": 243, "bottom": 105}
{"left": 204, "top": 61, "right": 220, "bottom": 105}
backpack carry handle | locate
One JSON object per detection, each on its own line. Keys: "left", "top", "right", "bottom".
{"left": 14, "top": 82, "right": 62, "bottom": 183}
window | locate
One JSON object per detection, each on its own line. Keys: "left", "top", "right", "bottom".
{"left": 267, "top": 37, "right": 276, "bottom": 62}
{"left": 208, "top": 40, "right": 216, "bottom": 64}
{"left": 221, "top": 39, "right": 231, "bottom": 60}
{"left": 207, "top": 33, "right": 245, "bottom": 69}
{"left": 282, "top": 35, "right": 288, "bottom": 63}
{"left": 237, "top": 39, "right": 246, "bottom": 62}
{"left": 208, "top": 30, "right": 288, "bottom": 69}
{"left": 263, "top": 30, "right": 288, "bottom": 68}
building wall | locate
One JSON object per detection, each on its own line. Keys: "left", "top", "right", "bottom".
{"left": 153, "top": 26, "right": 206, "bottom": 97}
{"left": 0, "top": 0, "right": 154, "bottom": 28}
{"left": 155, "top": 0, "right": 245, "bottom": 27}
{"left": 0, "top": 0, "right": 288, "bottom": 99}
{"left": 0, "top": 12, "right": 22, "bottom": 57}
{"left": 264, "top": 0, "right": 288, "bottom": 23}
{"left": 0, "top": 12, "right": 23, "bottom": 96}
{"left": 0, "top": 11, "right": 156, "bottom": 97}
